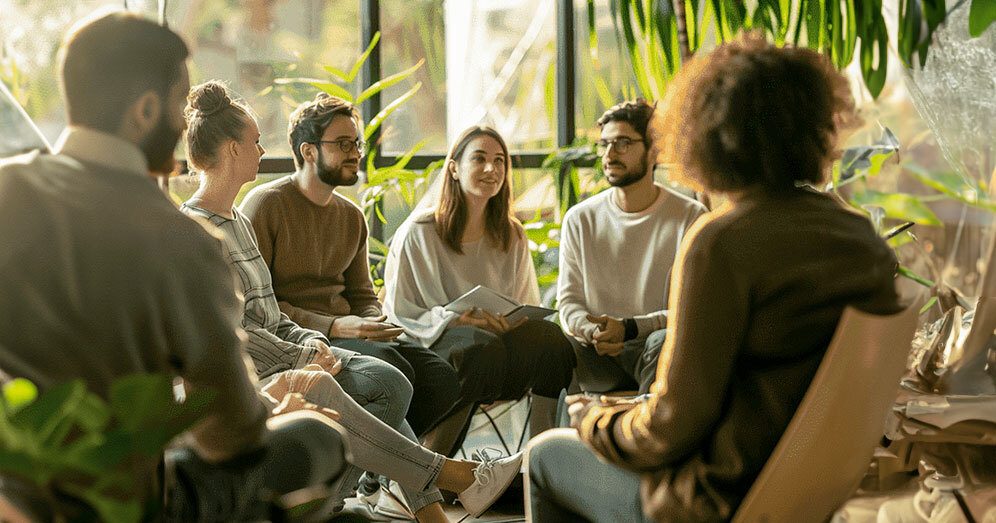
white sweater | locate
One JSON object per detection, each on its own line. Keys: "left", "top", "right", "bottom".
{"left": 557, "top": 185, "right": 707, "bottom": 343}
{"left": 383, "top": 211, "right": 540, "bottom": 347}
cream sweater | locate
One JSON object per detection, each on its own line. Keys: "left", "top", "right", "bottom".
{"left": 557, "top": 184, "right": 707, "bottom": 342}
{"left": 383, "top": 211, "right": 540, "bottom": 347}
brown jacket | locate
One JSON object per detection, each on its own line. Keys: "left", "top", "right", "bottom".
{"left": 580, "top": 188, "right": 900, "bottom": 522}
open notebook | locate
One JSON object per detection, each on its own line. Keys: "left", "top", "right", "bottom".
{"left": 444, "top": 285, "right": 556, "bottom": 323}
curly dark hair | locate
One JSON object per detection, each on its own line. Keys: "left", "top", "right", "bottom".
{"left": 662, "top": 33, "right": 856, "bottom": 193}
{"left": 597, "top": 99, "right": 655, "bottom": 141}
{"left": 287, "top": 93, "right": 361, "bottom": 168}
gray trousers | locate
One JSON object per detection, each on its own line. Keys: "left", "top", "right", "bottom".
{"left": 261, "top": 354, "right": 445, "bottom": 512}
{"left": 572, "top": 328, "right": 667, "bottom": 394}
{"left": 525, "top": 428, "right": 653, "bottom": 523}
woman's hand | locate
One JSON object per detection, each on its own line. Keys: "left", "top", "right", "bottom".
{"left": 271, "top": 392, "right": 340, "bottom": 421}
{"left": 448, "top": 307, "right": 526, "bottom": 335}
{"left": 308, "top": 339, "right": 343, "bottom": 376}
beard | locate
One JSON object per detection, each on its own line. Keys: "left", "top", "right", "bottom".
{"left": 316, "top": 148, "right": 359, "bottom": 187}
{"left": 606, "top": 160, "right": 648, "bottom": 188}
{"left": 140, "top": 114, "right": 182, "bottom": 175}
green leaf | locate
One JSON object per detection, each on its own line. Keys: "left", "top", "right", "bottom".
{"left": 2, "top": 379, "right": 38, "bottom": 412}
{"left": 919, "top": 296, "right": 939, "bottom": 314}
{"left": 273, "top": 78, "right": 353, "bottom": 103}
{"left": 906, "top": 164, "right": 996, "bottom": 211}
{"left": 364, "top": 82, "right": 422, "bottom": 142}
{"left": 837, "top": 127, "right": 899, "bottom": 181}
{"left": 348, "top": 32, "right": 382, "bottom": 83}
{"left": 77, "top": 487, "right": 143, "bottom": 523}
{"left": 11, "top": 380, "right": 86, "bottom": 446}
{"left": 322, "top": 65, "right": 350, "bottom": 82}
{"left": 851, "top": 189, "right": 942, "bottom": 226}
{"left": 898, "top": 265, "right": 934, "bottom": 287}
{"left": 356, "top": 59, "right": 425, "bottom": 105}
{"left": 586, "top": 0, "right": 599, "bottom": 65}
{"left": 969, "top": 0, "right": 996, "bottom": 37}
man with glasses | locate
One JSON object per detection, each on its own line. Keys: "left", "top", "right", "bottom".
{"left": 240, "top": 93, "right": 461, "bottom": 510}
{"left": 557, "top": 99, "right": 707, "bottom": 395}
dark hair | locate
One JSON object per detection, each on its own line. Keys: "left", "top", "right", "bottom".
{"left": 58, "top": 11, "right": 189, "bottom": 133}
{"left": 287, "top": 93, "right": 361, "bottom": 168}
{"left": 663, "top": 33, "right": 855, "bottom": 193}
{"left": 435, "top": 126, "right": 518, "bottom": 254}
{"left": 184, "top": 81, "right": 253, "bottom": 170}
{"left": 597, "top": 99, "right": 655, "bottom": 142}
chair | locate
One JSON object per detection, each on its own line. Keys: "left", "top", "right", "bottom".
{"left": 732, "top": 298, "right": 921, "bottom": 523}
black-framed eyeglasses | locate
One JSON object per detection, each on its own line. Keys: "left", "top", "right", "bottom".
{"left": 595, "top": 137, "right": 645, "bottom": 155}
{"left": 315, "top": 138, "right": 367, "bottom": 156}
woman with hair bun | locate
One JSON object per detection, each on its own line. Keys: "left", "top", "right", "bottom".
{"left": 179, "top": 81, "right": 522, "bottom": 522}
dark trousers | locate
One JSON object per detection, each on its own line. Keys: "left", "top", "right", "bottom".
{"left": 430, "top": 319, "right": 576, "bottom": 454}
{"left": 572, "top": 328, "right": 666, "bottom": 394}
{"left": 163, "top": 412, "right": 349, "bottom": 521}
{"left": 331, "top": 337, "right": 461, "bottom": 437}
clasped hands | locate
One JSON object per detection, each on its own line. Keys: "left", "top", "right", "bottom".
{"left": 566, "top": 393, "right": 642, "bottom": 429}
{"left": 329, "top": 314, "right": 403, "bottom": 342}
{"left": 586, "top": 313, "right": 626, "bottom": 356}
{"left": 262, "top": 364, "right": 340, "bottom": 421}
{"left": 449, "top": 307, "right": 527, "bottom": 335}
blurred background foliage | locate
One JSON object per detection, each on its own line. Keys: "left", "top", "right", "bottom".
{"left": 3, "top": 0, "right": 996, "bottom": 310}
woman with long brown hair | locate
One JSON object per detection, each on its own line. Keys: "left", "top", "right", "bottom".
{"left": 179, "top": 84, "right": 523, "bottom": 521}
{"left": 383, "top": 126, "right": 576, "bottom": 456}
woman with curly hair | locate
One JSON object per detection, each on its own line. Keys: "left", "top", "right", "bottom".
{"left": 526, "top": 34, "right": 901, "bottom": 522}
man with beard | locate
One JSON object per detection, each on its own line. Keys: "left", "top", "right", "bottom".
{"left": 0, "top": 11, "right": 348, "bottom": 520}
{"left": 557, "top": 99, "right": 707, "bottom": 394}
{"left": 239, "top": 93, "right": 460, "bottom": 508}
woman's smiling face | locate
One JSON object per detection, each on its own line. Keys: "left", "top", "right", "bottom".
{"left": 451, "top": 135, "right": 507, "bottom": 204}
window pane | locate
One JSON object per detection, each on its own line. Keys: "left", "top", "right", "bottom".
{"left": 1, "top": 1, "right": 137, "bottom": 144}
{"left": 168, "top": 0, "right": 361, "bottom": 158}
{"left": 573, "top": 0, "right": 640, "bottom": 141}
{"left": 380, "top": 0, "right": 448, "bottom": 156}
{"left": 443, "top": 0, "right": 557, "bottom": 151}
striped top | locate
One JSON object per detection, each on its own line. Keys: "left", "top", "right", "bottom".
{"left": 180, "top": 202, "right": 326, "bottom": 379}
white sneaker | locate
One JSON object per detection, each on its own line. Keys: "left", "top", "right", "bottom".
{"left": 356, "top": 484, "right": 414, "bottom": 521}
{"left": 457, "top": 450, "right": 524, "bottom": 518}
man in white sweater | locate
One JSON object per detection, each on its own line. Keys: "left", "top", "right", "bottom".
{"left": 557, "top": 100, "right": 707, "bottom": 394}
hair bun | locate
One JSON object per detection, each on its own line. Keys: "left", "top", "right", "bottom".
{"left": 187, "top": 81, "right": 232, "bottom": 117}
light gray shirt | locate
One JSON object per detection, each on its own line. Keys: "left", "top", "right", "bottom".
{"left": 557, "top": 185, "right": 707, "bottom": 342}
{"left": 0, "top": 127, "right": 267, "bottom": 473}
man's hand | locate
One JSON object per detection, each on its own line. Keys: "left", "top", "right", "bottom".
{"left": 271, "top": 392, "right": 340, "bottom": 421}
{"left": 586, "top": 314, "right": 625, "bottom": 356}
{"left": 329, "top": 315, "right": 403, "bottom": 342}
{"left": 308, "top": 339, "right": 343, "bottom": 376}
{"left": 449, "top": 308, "right": 527, "bottom": 335}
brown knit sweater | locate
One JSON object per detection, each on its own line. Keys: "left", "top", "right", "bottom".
{"left": 239, "top": 176, "right": 382, "bottom": 337}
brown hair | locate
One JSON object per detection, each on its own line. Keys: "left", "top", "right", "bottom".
{"left": 661, "top": 32, "right": 855, "bottom": 194}
{"left": 435, "top": 126, "right": 518, "bottom": 254}
{"left": 184, "top": 81, "right": 253, "bottom": 171}
{"left": 597, "top": 99, "right": 655, "bottom": 141}
{"left": 287, "top": 93, "right": 361, "bottom": 168}
{"left": 58, "top": 11, "right": 189, "bottom": 133}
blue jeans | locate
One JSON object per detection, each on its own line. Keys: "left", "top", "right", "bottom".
{"left": 525, "top": 428, "right": 653, "bottom": 523}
